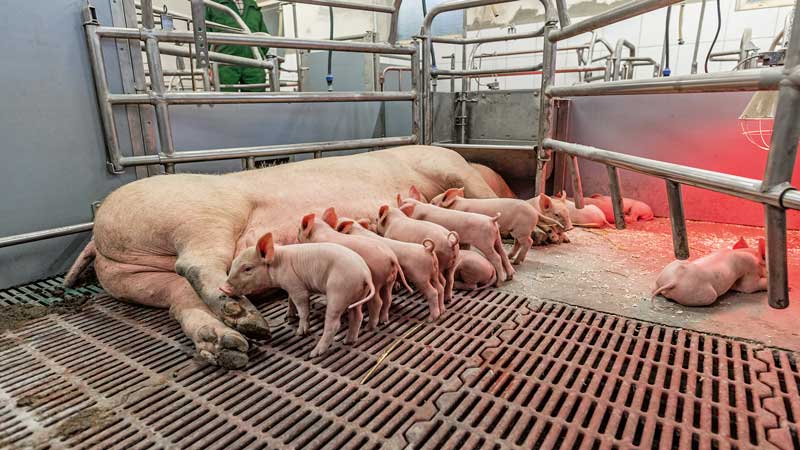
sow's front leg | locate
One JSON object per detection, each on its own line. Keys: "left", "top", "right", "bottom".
{"left": 175, "top": 236, "right": 270, "bottom": 340}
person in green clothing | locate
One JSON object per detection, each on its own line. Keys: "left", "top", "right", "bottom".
{"left": 205, "top": 0, "right": 269, "bottom": 91}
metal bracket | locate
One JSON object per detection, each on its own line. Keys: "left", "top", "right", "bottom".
{"left": 455, "top": 116, "right": 467, "bottom": 126}
{"left": 91, "top": 201, "right": 102, "bottom": 218}
{"left": 82, "top": 3, "right": 99, "bottom": 26}
{"left": 190, "top": 0, "right": 210, "bottom": 68}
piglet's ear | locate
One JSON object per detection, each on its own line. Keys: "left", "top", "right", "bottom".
{"left": 301, "top": 213, "right": 315, "bottom": 238}
{"left": 539, "top": 194, "right": 552, "bottom": 211}
{"left": 322, "top": 207, "right": 338, "bottom": 228}
{"left": 257, "top": 232, "right": 276, "bottom": 263}
{"left": 399, "top": 203, "right": 415, "bottom": 217}
{"left": 560, "top": 191, "right": 567, "bottom": 200}
{"left": 758, "top": 238, "right": 766, "bottom": 260}
{"left": 396, "top": 193, "right": 404, "bottom": 207}
{"left": 357, "top": 218, "right": 371, "bottom": 228}
{"left": 409, "top": 185, "right": 422, "bottom": 201}
{"left": 732, "top": 237, "right": 749, "bottom": 250}
{"left": 336, "top": 220, "right": 354, "bottom": 233}
{"left": 378, "top": 205, "right": 389, "bottom": 224}
{"left": 442, "top": 188, "right": 464, "bottom": 207}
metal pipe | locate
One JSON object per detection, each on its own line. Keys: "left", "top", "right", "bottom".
{"left": 422, "top": 37, "right": 432, "bottom": 144}
{"left": 220, "top": 82, "right": 298, "bottom": 89}
{"left": 612, "top": 39, "right": 635, "bottom": 81}
{"left": 606, "top": 165, "right": 626, "bottom": 229}
{"left": 476, "top": 45, "right": 589, "bottom": 59}
{"left": 432, "top": 64, "right": 543, "bottom": 77}
{"left": 97, "top": 27, "right": 416, "bottom": 54}
{"left": 83, "top": 7, "right": 124, "bottom": 174}
{"left": 411, "top": 41, "right": 421, "bottom": 142}
{"left": 388, "top": 0, "right": 403, "bottom": 43}
{"left": 0, "top": 223, "right": 94, "bottom": 249}
{"left": 567, "top": 156, "right": 584, "bottom": 208}
{"left": 431, "top": 27, "right": 544, "bottom": 44}
{"left": 535, "top": 21, "right": 558, "bottom": 196}
{"left": 268, "top": 56, "right": 281, "bottom": 92}
{"left": 108, "top": 91, "right": 415, "bottom": 105}
{"left": 212, "top": 62, "right": 221, "bottom": 91}
{"left": 432, "top": 143, "right": 535, "bottom": 151}
{"left": 765, "top": 206, "right": 789, "bottom": 308}
{"left": 380, "top": 66, "right": 411, "bottom": 90}
{"left": 555, "top": 0, "right": 571, "bottom": 26}
{"left": 119, "top": 135, "right": 417, "bottom": 166}
{"left": 549, "top": 0, "right": 683, "bottom": 42}
{"left": 543, "top": 138, "right": 791, "bottom": 207}
{"left": 143, "top": 37, "right": 176, "bottom": 172}
{"left": 459, "top": 10, "right": 467, "bottom": 144}
{"left": 666, "top": 180, "right": 689, "bottom": 259}
{"left": 153, "top": 43, "right": 273, "bottom": 69}
{"left": 203, "top": 0, "right": 264, "bottom": 62}
{"left": 547, "top": 67, "right": 783, "bottom": 96}
{"left": 281, "top": 0, "right": 395, "bottom": 13}
{"left": 690, "top": 0, "right": 707, "bottom": 73}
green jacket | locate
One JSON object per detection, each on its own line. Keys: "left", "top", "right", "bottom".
{"left": 205, "top": 0, "right": 269, "bottom": 59}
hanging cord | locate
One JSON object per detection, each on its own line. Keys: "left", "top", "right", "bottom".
{"left": 421, "top": 0, "right": 437, "bottom": 68}
{"left": 664, "top": 13, "right": 670, "bottom": 73}
{"left": 326, "top": 6, "right": 334, "bottom": 91}
{"left": 704, "top": 0, "right": 721, "bottom": 73}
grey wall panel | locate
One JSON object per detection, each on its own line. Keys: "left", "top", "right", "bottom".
{"left": 567, "top": 93, "right": 800, "bottom": 229}
{"left": 0, "top": 0, "right": 136, "bottom": 288}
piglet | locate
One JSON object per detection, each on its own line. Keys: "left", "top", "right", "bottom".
{"left": 221, "top": 233, "right": 373, "bottom": 357}
{"left": 401, "top": 188, "right": 515, "bottom": 280}
{"left": 528, "top": 193, "right": 572, "bottom": 230}
{"left": 376, "top": 204, "right": 459, "bottom": 305}
{"left": 429, "top": 186, "right": 539, "bottom": 264}
{"left": 584, "top": 194, "right": 654, "bottom": 224}
{"left": 454, "top": 250, "right": 497, "bottom": 290}
{"left": 564, "top": 201, "right": 609, "bottom": 228}
{"left": 336, "top": 217, "right": 445, "bottom": 320}
{"left": 652, "top": 237, "right": 767, "bottom": 306}
{"left": 299, "top": 209, "right": 408, "bottom": 326}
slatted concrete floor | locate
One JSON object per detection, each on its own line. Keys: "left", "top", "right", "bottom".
{"left": 0, "top": 278, "right": 799, "bottom": 449}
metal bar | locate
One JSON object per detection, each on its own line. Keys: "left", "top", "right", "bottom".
{"left": 606, "top": 165, "right": 626, "bottom": 229}
{"left": 0, "top": 223, "right": 94, "bottom": 249}
{"left": 83, "top": 7, "right": 124, "bottom": 174}
{"left": 612, "top": 39, "right": 635, "bottom": 81}
{"left": 547, "top": 67, "right": 783, "bottom": 96}
{"left": 431, "top": 27, "right": 544, "bottom": 44}
{"left": 268, "top": 57, "right": 281, "bottom": 92}
{"left": 410, "top": 41, "right": 421, "bottom": 141}
{"left": 143, "top": 37, "right": 175, "bottom": 172}
{"left": 422, "top": 37, "right": 432, "bottom": 144}
{"left": 190, "top": 0, "right": 210, "bottom": 67}
{"left": 153, "top": 43, "right": 273, "bottom": 69}
{"left": 108, "top": 91, "right": 415, "bottom": 104}
{"left": 476, "top": 45, "right": 588, "bottom": 59}
{"left": 543, "top": 138, "right": 792, "bottom": 207}
{"left": 119, "top": 135, "right": 417, "bottom": 166}
{"left": 432, "top": 64, "right": 542, "bottom": 77}
{"left": 535, "top": 21, "right": 558, "bottom": 196}
{"left": 432, "top": 143, "right": 535, "bottom": 151}
{"left": 282, "top": 0, "right": 395, "bottom": 13}
{"left": 388, "top": 0, "right": 403, "bottom": 43}
{"left": 760, "top": 4, "right": 800, "bottom": 309}
{"left": 96, "top": 27, "right": 416, "bottom": 54}
{"left": 220, "top": 82, "right": 298, "bottom": 89}
{"left": 550, "top": 0, "right": 683, "bottom": 42}
{"left": 555, "top": 0, "right": 571, "bottom": 26}
{"left": 690, "top": 0, "right": 707, "bottom": 73}
{"left": 436, "top": 65, "right": 607, "bottom": 79}
{"left": 568, "top": 156, "right": 584, "bottom": 208}
{"left": 212, "top": 63, "right": 221, "bottom": 91}
{"left": 666, "top": 180, "right": 689, "bottom": 259}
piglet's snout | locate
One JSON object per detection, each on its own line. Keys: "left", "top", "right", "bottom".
{"left": 219, "top": 284, "right": 234, "bottom": 297}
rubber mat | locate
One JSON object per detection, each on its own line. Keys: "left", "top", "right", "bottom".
{"left": 0, "top": 278, "right": 798, "bottom": 450}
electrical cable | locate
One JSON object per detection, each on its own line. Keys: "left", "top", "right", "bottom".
{"left": 326, "top": 6, "right": 334, "bottom": 90}
{"left": 704, "top": 0, "right": 721, "bottom": 73}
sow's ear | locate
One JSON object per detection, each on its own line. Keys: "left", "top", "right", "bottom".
{"left": 399, "top": 203, "right": 415, "bottom": 217}
{"left": 409, "top": 185, "right": 422, "bottom": 201}
{"left": 322, "top": 207, "right": 338, "bottom": 228}
{"left": 758, "top": 238, "right": 766, "bottom": 260}
{"left": 257, "top": 232, "right": 276, "bottom": 263}
{"left": 301, "top": 213, "right": 315, "bottom": 238}
{"left": 732, "top": 237, "right": 749, "bottom": 250}
{"left": 336, "top": 220, "right": 354, "bottom": 233}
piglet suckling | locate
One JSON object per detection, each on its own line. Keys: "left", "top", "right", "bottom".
{"left": 221, "top": 233, "right": 373, "bottom": 357}
{"left": 454, "top": 250, "right": 496, "bottom": 290}
{"left": 430, "top": 187, "right": 541, "bottom": 264}
{"left": 336, "top": 217, "right": 445, "bottom": 320}
{"left": 376, "top": 204, "right": 459, "bottom": 305}
{"left": 299, "top": 209, "right": 405, "bottom": 327}
{"left": 584, "top": 194, "right": 654, "bottom": 224}
{"left": 652, "top": 237, "right": 767, "bottom": 306}
{"left": 400, "top": 188, "right": 514, "bottom": 282}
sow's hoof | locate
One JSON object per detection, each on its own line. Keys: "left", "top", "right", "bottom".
{"left": 195, "top": 324, "right": 250, "bottom": 370}
{"left": 219, "top": 298, "right": 271, "bottom": 340}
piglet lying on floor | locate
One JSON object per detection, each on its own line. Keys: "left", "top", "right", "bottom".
{"left": 584, "top": 194, "right": 654, "bottom": 224}
{"left": 221, "top": 233, "right": 374, "bottom": 357}
{"left": 652, "top": 237, "right": 767, "bottom": 306}
{"left": 454, "top": 250, "right": 496, "bottom": 290}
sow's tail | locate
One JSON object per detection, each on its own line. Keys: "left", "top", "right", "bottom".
{"left": 64, "top": 238, "right": 97, "bottom": 288}
{"left": 349, "top": 279, "right": 376, "bottom": 309}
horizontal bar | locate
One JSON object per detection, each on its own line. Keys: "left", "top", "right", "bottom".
{"left": 96, "top": 27, "right": 416, "bottom": 54}
{"left": 219, "top": 82, "right": 298, "bottom": 89}
{"left": 431, "top": 27, "right": 544, "bottom": 45}
{"left": 433, "top": 142, "right": 535, "bottom": 151}
{"left": 550, "top": 0, "right": 683, "bottom": 42}
{"left": 547, "top": 67, "right": 783, "bottom": 96}
{"left": 108, "top": 91, "right": 415, "bottom": 105}
{"left": 476, "top": 44, "right": 588, "bottom": 58}
{"left": 432, "top": 64, "right": 543, "bottom": 77}
{"left": 0, "top": 223, "right": 94, "bottom": 249}
{"left": 154, "top": 43, "right": 274, "bottom": 69}
{"left": 542, "top": 138, "right": 786, "bottom": 207}
{"left": 281, "top": 0, "right": 395, "bottom": 13}
{"left": 436, "top": 65, "right": 606, "bottom": 79}
{"left": 120, "top": 135, "right": 418, "bottom": 166}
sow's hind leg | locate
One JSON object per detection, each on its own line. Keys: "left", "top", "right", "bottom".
{"left": 95, "top": 255, "right": 250, "bottom": 369}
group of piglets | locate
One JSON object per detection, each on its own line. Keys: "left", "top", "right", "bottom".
{"left": 525, "top": 192, "right": 655, "bottom": 229}
{"left": 220, "top": 186, "right": 568, "bottom": 357}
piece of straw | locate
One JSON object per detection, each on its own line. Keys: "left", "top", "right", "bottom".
{"left": 360, "top": 322, "right": 425, "bottom": 384}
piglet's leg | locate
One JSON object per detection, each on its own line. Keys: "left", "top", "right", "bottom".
{"left": 345, "top": 306, "right": 364, "bottom": 344}
{"left": 285, "top": 301, "right": 298, "bottom": 322}
{"left": 494, "top": 237, "right": 515, "bottom": 280}
{"left": 310, "top": 302, "right": 346, "bottom": 357}
{"left": 288, "top": 291, "right": 311, "bottom": 336}
{"left": 512, "top": 235, "right": 533, "bottom": 265}
{"left": 444, "top": 265, "right": 457, "bottom": 303}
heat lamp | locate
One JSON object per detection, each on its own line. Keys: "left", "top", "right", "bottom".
{"left": 738, "top": 90, "right": 778, "bottom": 151}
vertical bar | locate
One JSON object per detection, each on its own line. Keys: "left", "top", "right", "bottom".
{"left": 144, "top": 38, "right": 176, "bottom": 173}
{"left": 606, "top": 165, "right": 626, "bottom": 229}
{"left": 765, "top": 206, "right": 789, "bottom": 308}
{"left": 551, "top": 98, "right": 570, "bottom": 196}
{"left": 422, "top": 37, "right": 432, "bottom": 144}
{"left": 189, "top": 0, "right": 210, "bottom": 68}
{"left": 83, "top": 7, "right": 124, "bottom": 174}
{"left": 212, "top": 63, "right": 221, "bottom": 91}
{"left": 268, "top": 57, "right": 281, "bottom": 92}
{"left": 759, "top": 4, "right": 800, "bottom": 309}
{"left": 449, "top": 54, "right": 455, "bottom": 92}
{"left": 568, "top": 156, "right": 584, "bottom": 208}
{"left": 387, "top": 0, "right": 403, "bottom": 44}
{"left": 292, "top": 4, "right": 304, "bottom": 91}
{"left": 314, "top": 151, "right": 322, "bottom": 158}
{"left": 690, "top": 0, "right": 706, "bottom": 74}
{"left": 245, "top": 156, "right": 256, "bottom": 169}
{"left": 459, "top": 13, "right": 467, "bottom": 144}
{"left": 666, "top": 180, "right": 689, "bottom": 259}
{"left": 535, "top": 20, "right": 558, "bottom": 195}
{"left": 410, "top": 40, "right": 421, "bottom": 141}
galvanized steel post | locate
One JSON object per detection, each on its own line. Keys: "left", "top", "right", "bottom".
{"left": 666, "top": 180, "right": 689, "bottom": 259}
{"left": 535, "top": 20, "right": 558, "bottom": 196}
{"left": 410, "top": 40, "right": 421, "bottom": 142}
{"left": 606, "top": 165, "right": 626, "bottom": 229}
